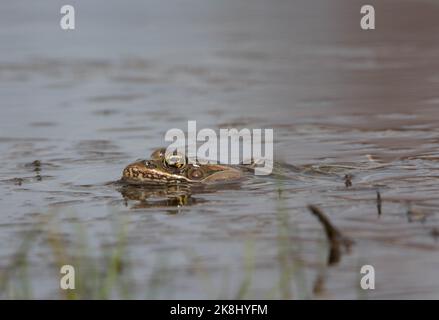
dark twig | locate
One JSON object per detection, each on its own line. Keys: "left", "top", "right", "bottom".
{"left": 376, "top": 190, "right": 382, "bottom": 216}
{"left": 308, "top": 205, "right": 354, "bottom": 265}
{"left": 431, "top": 228, "right": 439, "bottom": 242}
{"left": 344, "top": 174, "right": 352, "bottom": 188}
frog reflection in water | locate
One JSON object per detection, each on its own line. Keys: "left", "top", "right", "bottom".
{"left": 119, "top": 183, "right": 201, "bottom": 211}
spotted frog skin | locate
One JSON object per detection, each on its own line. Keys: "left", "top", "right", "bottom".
{"left": 121, "top": 148, "right": 243, "bottom": 184}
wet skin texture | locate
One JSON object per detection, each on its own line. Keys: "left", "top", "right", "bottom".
{"left": 121, "top": 148, "right": 243, "bottom": 184}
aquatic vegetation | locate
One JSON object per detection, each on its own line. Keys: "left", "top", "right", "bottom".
{"left": 0, "top": 202, "right": 341, "bottom": 300}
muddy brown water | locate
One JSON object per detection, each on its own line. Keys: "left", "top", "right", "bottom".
{"left": 1, "top": 0, "right": 439, "bottom": 299}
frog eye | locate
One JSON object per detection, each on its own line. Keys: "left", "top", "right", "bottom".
{"left": 187, "top": 168, "right": 204, "bottom": 180}
{"left": 163, "top": 152, "right": 187, "bottom": 169}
